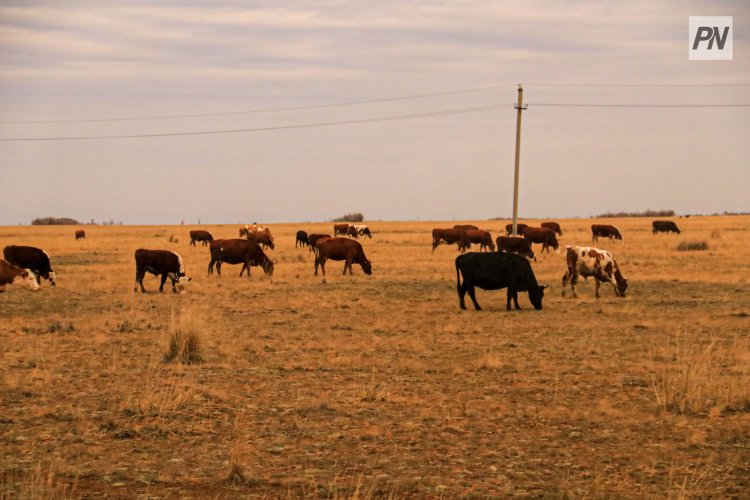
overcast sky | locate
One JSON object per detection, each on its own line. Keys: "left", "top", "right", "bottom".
{"left": 1, "top": 1, "right": 748, "bottom": 225}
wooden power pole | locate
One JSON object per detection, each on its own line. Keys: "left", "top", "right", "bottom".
{"left": 512, "top": 84, "right": 527, "bottom": 236}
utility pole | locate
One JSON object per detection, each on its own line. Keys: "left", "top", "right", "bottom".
{"left": 512, "top": 84, "right": 527, "bottom": 236}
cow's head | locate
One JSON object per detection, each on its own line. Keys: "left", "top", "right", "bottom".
{"left": 262, "top": 260, "right": 275, "bottom": 277}
{"left": 47, "top": 271, "right": 57, "bottom": 286}
{"left": 361, "top": 259, "right": 372, "bottom": 275}
{"left": 529, "top": 284, "right": 548, "bottom": 310}
{"left": 615, "top": 278, "right": 628, "bottom": 297}
{"left": 176, "top": 276, "right": 192, "bottom": 293}
{"left": 15, "top": 269, "right": 40, "bottom": 292}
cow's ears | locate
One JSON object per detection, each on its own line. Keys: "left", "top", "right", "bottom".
{"left": 187, "top": 277, "right": 193, "bottom": 282}
{"left": 540, "top": 284, "right": 550, "bottom": 290}
{"left": 21, "top": 271, "right": 28, "bottom": 278}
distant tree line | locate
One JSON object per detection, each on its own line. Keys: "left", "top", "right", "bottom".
{"left": 595, "top": 209, "right": 675, "bottom": 218}
{"left": 31, "top": 217, "right": 82, "bottom": 225}
{"left": 332, "top": 212, "right": 364, "bottom": 222}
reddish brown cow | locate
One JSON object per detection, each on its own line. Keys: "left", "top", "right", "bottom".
{"left": 522, "top": 227, "right": 559, "bottom": 254}
{"left": 0, "top": 259, "right": 40, "bottom": 292}
{"left": 505, "top": 223, "right": 528, "bottom": 236}
{"left": 454, "top": 224, "right": 479, "bottom": 231}
{"left": 245, "top": 231, "right": 275, "bottom": 250}
{"left": 333, "top": 223, "right": 351, "bottom": 236}
{"left": 208, "top": 239, "right": 274, "bottom": 278}
{"left": 75, "top": 230, "right": 86, "bottom": 240}
{"left": 495, "top": 236, "right": 535, "bottom": 261}
{"left": 314, "top": 237, "right": 372, "bottom": 276}
{"left": 189, "top": 230, "right": 213, "bottom": 246}
{"left": 541, "top": 222, "right": 563, "bottom": 236}
{"left": 432, "top": 228, "right": 470, "bottom": 252}
{"left": 307, "top": 233, "right": 331, "bottom": 254}
{"left": 465, "top": 230, "right": 495, "bottom": 251}
{"left": 591, "top": 224, "right": 623, "bottom": 243}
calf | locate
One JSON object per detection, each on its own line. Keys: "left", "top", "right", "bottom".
{"left": 495, "top": 236, "right": 535, "bottom": 261}
{"left": 3, "top": 245, "right": 56, "bottom": 287}
{"left": 562, "top": 246, "right": 628, "bottom": 298}
{"left": 314, "top": 237, "right": 372, "bottom": 276}
{"left": 465, "top": 229, "right": 495, "bottom": 251}
{"left": 75, "top": 230, "right": 86, "bottom": 240}
{"left": 296, "top": 230, "right": 310, "bottom": 248}
{"left": 505, "top": 223, "right": 528, "bottom": 236}
{"left": 189, "top": 230, "right": 213, "bottom": 246}
{"left": 134, "top": 249, "right": 191, "bottom": 293}
{"left": 522, "top": 227, "right": 559, "bottom": 254}
{"left": 652, "top": 220, "right": 681, "bottom": 235}
{"left": 208, "top": 239, "right": 274, "bottom": 278}
{"left": 455, "top": 252, "right": 546, "bottom": 311}
{"left": 0, "top": 259, "right": 40, "bottom": 292}
{"left": 591, "top": 224, "right": 623, "bottom": 243}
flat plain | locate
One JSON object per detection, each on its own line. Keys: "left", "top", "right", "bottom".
{"left": 1, "top": 216, "right": 749, "bottom": 498}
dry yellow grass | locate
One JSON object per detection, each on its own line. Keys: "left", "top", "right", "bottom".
{"left": 1, "top": 216, "right": 749, "bottom": 497}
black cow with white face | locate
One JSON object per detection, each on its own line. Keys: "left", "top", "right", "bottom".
{"left": 3, "top": 245, "right": 56, "bottom": 287}
{"left": 134, "top": 249, "right": 191, "bottom": 293}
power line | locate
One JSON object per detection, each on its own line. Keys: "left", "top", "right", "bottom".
{"left": 528, "top": 103, "right": 750, "bottom": 108}
{"left": 0, "top": 104, "right": 512, "bottom": 142}
{"left": 526, "top": 83, "right": 750, "bottom": 88}
{"left": 0, "top": 84, "right": 517, "bottom": 125}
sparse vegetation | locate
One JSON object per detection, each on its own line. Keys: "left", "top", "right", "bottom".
{"left": 31, "top": 217, "right": 81, "bottom": 225}
{"left": 595, "top": 209, "right": 675, "bottom": 218}
{"left": 677, "top": 240, "right": 709, "bottom": 251}
{"left": 331, "top": 212, "right": 364, "bottom": 222}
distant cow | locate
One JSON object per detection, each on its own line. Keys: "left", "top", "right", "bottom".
{"left": 591, "top": 224, "right": 623, "bottom": 243}
{"left": 454, "top": 224, "right": 479, "bottom": 231}
{"left": 333, "top": 223, "right": 351, "bottom": 236}
{"left": 353, "top": 225, "right": 372, "bottom": 238}
{"left": 652, "top": 220, "right": 681, "bottom": 235}
{"left": 505, "top": 223, "right": 528, "bottom": 236}
{"left": 307, "top": 233, "right": 332, "bottom": 254}
{"left": 562, "top": 246, "right": 628, "bottom": 298}
{"left": 455, "top": 252, "right": 547, "bottom": 311}
{"left": 245, "top": 231, "right": 275, "bottom": 250}
{"left": 522, "top": 227, "right": 559, "bottom": 254}
{"left": 296, "top": 230, "right": 310, "bottom": 248}
{"left": 314, "top": 237, "right": 372, "bottom": 276}
{"left": 75, "top": 230, "right": 86, "bottom": 240}
{"left": 3, "top": 245, "right": 56, "bottom": 287}
{"left": 432, "top": 228, "right": 470, "bottom": 253}
{"left": 208, "top": 239, "right": 274, "bottom": 278}
{"left": 465, "top": 229, "right": 495, "bottom": 251}
{"left": 134, "top": 249, "right": 191, "bottom": 293}
{"left": 541, "top": 222, "right": 563, "bottom": 236}
{"left": 0, "top": 259, "right": 40, "bottom": 293}
{"left": 495, "top": 236, "right": 535, "bottom": 261}
{"left": 189, "top": 230, "right": 213, "bottom": 247}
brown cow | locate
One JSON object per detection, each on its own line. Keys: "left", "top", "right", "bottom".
{"left": 495, "top": 236, "right": 535, "bottom": 261}
{"left": 75, "top": 230, "right": 86, "bottom": 240}
{"left": 134, "top": 249, "right": 191, "bottom": 293}
{"left": 333, "top": 223, "right": 351, "bottom": 236}
{"left": 505, "top": 223, "right": 528, "bottom": 236}
{"left": 541, "top": 222, "right": 563, "bottom": 236}
{"left": 562, "top": 246, "right": 628, "bottom": 298}
{"left": 189, "top": 230, "right": 213, "bottom": 247}
{"left": 454, "top": 224, "right": 479, "bottom": 231}
{"left": 0, "top": 259, "right": 40, "bottom": 292}
{"left": 522, "top": 227, "right": 559, "bottom": 254}
{"left": 314, "top": 237, "right": 372, "bottom": 276}
{"left": 432, "top": 228, "right": 470, "bottom": 252}
{"left": 307, "top": 233, "right": 331, "bottom": 254}
{"left": 465, "top": 229, "right": 495, "bottom": 251}
{"left": 591, "top": 224, "right": 623, "bottom": 243}
{"left": 208, "top": 239, "right": 274, "bottom": 278}
{"left": 245, "top": 231, "right": 275, "bottom": 250}
{"left": 296, "top": 230, "right": 309, "bottom": 248}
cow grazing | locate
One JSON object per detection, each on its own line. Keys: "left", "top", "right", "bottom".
{"left": 314, "top": 237, "right": 372, "bottom": 276}
{"left": 652, "top": 220, "right": 681, "bottom": 235}
{"left": 75, "top": 230, "right": 86, "bottom": 240}
{"left": 541, "top": 222, "right": 563, "bottom": 236}
{"left": 0, "top": 259, "right": 40, "bottom": 292}
{"left": 495, "top": 236, "right": 535, "bottom": 261}
{"left": 505, "top": 223, "right": 528, "bottom": 236}
{"left": 455, "top": 252, "right": 547, "bottom": 311}
{"left": 432, "top": 228, "right": 470, "bottom": 253}
{"left": 3, "top": 245, "right": 56, "bottom": 287}
{"left": 465, "top": 229, "right": 495, "bottom": 251}
{"left": 189, "top": 230, "right": 213, "bottom": 247}
{"left": 296, "top": 230, "right": 310, "bottom": 248}
{"left": 562, "top": 246, "right": 628, "bottom": 298}
{"left": 522, "top": 227, "right": 559, "bottom": 254}
{"left": 591, "top": 224, "right": 623, "bottom": 243}
{"left": 208, "top": 239, "right": 274, "bottom": 278}
{"left": 307, "top": 233, "right": 332, "bottom": 254}
{"left": 353, "top": 225, "right": 372, "bottom": 238}
{"left": 454, "top": 224, "right": 479, "bottom": 231}
{"left": 134, "top": 249, "right": 191, "bottom": 293}
{"left": 333, "top": 223, "right": 351, "bottom": 236}
{"left": 245, "top": 230, "right": 275, "bottom": 250}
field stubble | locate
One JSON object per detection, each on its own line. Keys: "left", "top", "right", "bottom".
{"left": 1, "top": 216, "right": 749, "bottom": 498}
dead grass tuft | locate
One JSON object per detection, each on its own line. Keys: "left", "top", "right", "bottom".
{"left": 163, "top": 308, "right": 205, "bottom": 364}
{"left": 476, "top": 352, "right": 503, "bottom": 370}
{"left": 677, "top": 241, "right": 708, "bottom": 251}
{"left": 0, "top": 462, "right": 77, "bottom": 499}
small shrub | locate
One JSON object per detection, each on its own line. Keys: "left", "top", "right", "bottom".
{"left": 332, "top": 212, "right": 364, "bottom": 222}
{"left": 710, "top": 230, "right": 721, "bottom": 239}
{"left": 163, "top": 308, "right": 205, "bottom": 364}
{"left": 677, "top": 241, "right": 708, "bottom": 251}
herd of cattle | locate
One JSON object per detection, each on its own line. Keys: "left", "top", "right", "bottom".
{"left": 1, "top": 220, "right": 683, "bottom": 310}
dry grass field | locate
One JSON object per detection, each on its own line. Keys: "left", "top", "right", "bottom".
{"left": 1, "top": 216, "right": 749, "bottom": 498}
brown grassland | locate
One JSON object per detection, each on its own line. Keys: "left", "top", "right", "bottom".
{"left": 1, "top": 216, "right": 749, "bottom": 498}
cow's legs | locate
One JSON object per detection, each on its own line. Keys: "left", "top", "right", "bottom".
{"left": 134, "top": 271, "right": 146, "bottom": 293}
{"left": 239, "top": 262, "right": 247, "bottom": 277}
{"left": 594, "top": 278, "right": 601, "bottom": 298}
{"left": 207, "top": 258, "right": 215, "bottom": 276}
{"left": 216, "top": 261, "right": 222, "bottom": 276}
{"left": 170, "top": 277, "right": 178, "bottom": 293}
{"left": 159, "top": 273, "right": 168, "bottom": 292}
{"left": 190, "top": 240, "right": 195, "bottom": 247}
{"left": 466, "top": 285, "right": 481, "bottom": 310}
{"left": 561, "top": 271, "right": 570, "bottom": 297}
{"left": 570, "top": 272, "right": 579, "bottom": 298}
{"left": 507, "top": 287, "right": 521, "bottom": 310}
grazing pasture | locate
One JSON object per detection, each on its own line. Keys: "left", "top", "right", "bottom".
{"left": 1, "top": 217, "right": 749, "bottom": 497}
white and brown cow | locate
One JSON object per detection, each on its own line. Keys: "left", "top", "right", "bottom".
{"left": 561, "top": 246, "right": 628, "bottom": 298}
{"left": 0, "top": 259, "right": 40, "bottom": 292}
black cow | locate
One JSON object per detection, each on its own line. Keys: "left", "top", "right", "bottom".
{"left": 190, "top": 230, "right": 214, "bottom": 246}
{"left": 3, "top": 245, "right": 56, "bottom": 287}
{"left": 134, "top": 249, "right": 191, "bottom": 293}
{"left": 652, "top": 220, "right": 681, "bottom": 234}
{"left": 505, "top": 223, "right": 528, "bottom": 236}
{"left": 455, "top": 252, "right": 547, "bottom": 311}
{"left": 296, "top": 230, "right": 310, "bottom": 248}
